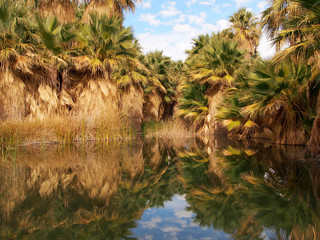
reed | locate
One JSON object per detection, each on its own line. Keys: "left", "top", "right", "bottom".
{"left": 143, "top": 119, "right": 194, "bottom": 149}
{"left": 143, "top": 119, "right": 190, "bottom": 137}
{"left": 0, "top": 113, "right": 135, "bottom": 147}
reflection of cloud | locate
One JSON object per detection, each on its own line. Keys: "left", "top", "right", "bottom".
{"left": 175, "top": 209, "right": 193, "bottom": 218}
{"left": 140, "top": 217, "right": 162, "bottom": 229}
{"left": 187, "top": 236, "right": 197, "bottom": 240}
{"left": 201, "top": 237, "right": 213, "bottom": 240}
{"left": 176, "top": 195, "right": 186, "bottom": 200}
{"left": 164, "top": 196, "right": 188, "bottom": 210}
{"left": 189, "top": 221, "right": 200, "bottom": 227}
{"left": 145, "top": 234, "right": 153, "bottom": 240}
{"left": 177, "top": 219, "right": 188, "bottom": 228}
{"left": 161, "top": 226, "right": 182, "bottom": 233}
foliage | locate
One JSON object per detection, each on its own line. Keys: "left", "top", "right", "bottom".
{"left": 217, "top": 59, "right": 319, "bottom": 136}
{"left": 229, "top": 8, "right": 261, "bottom": 57}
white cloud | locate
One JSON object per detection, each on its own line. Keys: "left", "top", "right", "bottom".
{"left": 210, "top": 5, "right": 222, "bottom": 13}
{"left": 138, "top": 0, "right": 153, "bottom": 9}
{"left": 247, "top": 7, "right": 253, "bottom": 13}
{"left": 137, "top": 16, "right": 231, "bottom": 61}
{"left": 216, "top": 19, "right": 231, "bottom": 31}
{"left": 221, "top": 3, "right": 232, "bottom": 7}
{"left": 201, "top": 23, "right": 219, "bottom": 32}
{"left": 257, "top": 31, "right": 276, "bottom": 59}
{"left": 199, "top": 1, "right": 211, "bottom": 6}
{"left": 160, "top": 1, "right": 181, "bottom": 17}
{"left": 139, "top": 13, "right": 161, "bottom": 26}
{"left": 187, "top": 12, "right": 207, "bottom": 25}
{"left": 162, "top": 14, "right": 187, "bottom": 25}
{"left": 186, "top": 0, "right": 198, "bottom": 8}
{"left": 257, "top": 0, "right": 268, "bottom": 12}
{"left": 234, "top": 0, "right": 252, "bottom": 7}
{"left": 186, "top": 0, "right": 214, "bottom": 7}
{"left": 173, "top": 24, "right": 194, "bottom": 33}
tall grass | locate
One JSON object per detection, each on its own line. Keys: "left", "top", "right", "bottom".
{"left": 143, "top": 119, "right": 191, "bottom": 137}
{"left": 142, "top": 119, "right": 194, "bottom": 148}
{"left": 0, "top": 113, "right": 135, "bottom": 147}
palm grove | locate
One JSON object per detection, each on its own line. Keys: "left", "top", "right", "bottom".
{"left": 1, "top": 0, "right": 320, "bottom": 154}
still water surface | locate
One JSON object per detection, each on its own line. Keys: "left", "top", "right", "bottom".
{"left": 1, "top": 137, "right": 319, "bottom": 239}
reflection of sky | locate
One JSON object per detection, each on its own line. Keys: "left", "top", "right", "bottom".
{"left": 132, "top": 195, "right": 230, "bottom": 240}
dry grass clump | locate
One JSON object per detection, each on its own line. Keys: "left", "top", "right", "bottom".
{"left": 0, "top": 113, "right": 134, "bottom": 147}
{"left": 144, "top": 119, "right": 191, "bottom": 138}
{"left": 143, "top": 119, "right": 193, "bottom": 148}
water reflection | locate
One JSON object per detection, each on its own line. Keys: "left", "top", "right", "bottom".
{"left": 1, "top": 138, "right": 320, "bottom": 239}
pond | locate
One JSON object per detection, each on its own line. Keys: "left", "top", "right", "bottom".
{"left": 1, "top": 137, "right": 319, "bottom": 239}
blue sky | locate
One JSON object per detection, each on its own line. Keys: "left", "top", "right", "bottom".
{"left": 124, "top": 0, "right": 275, "bottom": 61}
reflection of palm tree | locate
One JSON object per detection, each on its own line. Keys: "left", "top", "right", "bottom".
{"left": 178, "top": 144, "right": 320, "bottom": 239}
{"left": 0, "top": 140, "right": 184, "bottom": 239}
{"left": 232, "top": 216, "right": 264, "bottom": 240}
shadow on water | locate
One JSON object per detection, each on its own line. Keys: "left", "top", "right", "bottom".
{"left": 0, "top": 137, "right": 320, "bottom": 239}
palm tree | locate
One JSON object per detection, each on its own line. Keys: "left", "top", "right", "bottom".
{"left": 261, "top": 0, "right": 303, "bottom": 50}
{"left": 0, "top": 0, "right": 41, "bottom": 120}
{"left": 260, "top": 0, "right": 320, "bottom": 152}
{"left": 239, "top": 60, "right": 316, "bottom": 144}
{"left": 229, "top": 8, "right": 261, "bottom": 58}
{"left": 70, "top": 14, "right": 137, "bottom": 115}
{"left": 142, "top": 51, "right": 179, "bottom": 121}
{"left": 188, "top": 35, "right": 244, "bottom": 88}
{"left": 35, "top": 14, "right": 77, "bottom": 114}
{"left": 177, "top": 82, "right": 209, "bottom": 131}
{"left": 185, "top": 34, "right": 210, "bottom": 58}
{"left": 112, "top": 44, "right": 149, "bottom": 131}
{"left": 270, "top": 0, "right": 320, "bottom": 66}
{"left": 182, "top": 33, "right": 245, "bottom": 135}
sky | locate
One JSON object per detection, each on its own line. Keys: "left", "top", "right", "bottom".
{"left": 124, "top": 0, "right": 275, "bottom": 61}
